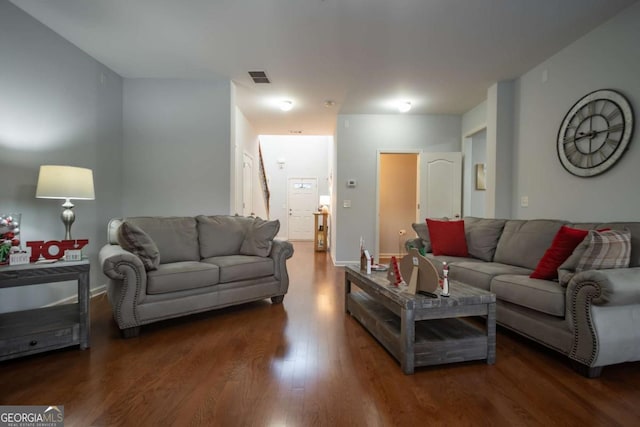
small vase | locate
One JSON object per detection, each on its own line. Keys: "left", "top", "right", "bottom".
{"left": 0, "top": 213, "right": 21, "bottom": 264}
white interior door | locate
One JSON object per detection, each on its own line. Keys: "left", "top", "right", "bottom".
{"left": 242, "top": 153, "right": 253, "bottom": 216}
{"left": 287, "top": 177, "right": 317, "bottom": 240}
{"left": 424, "top": 152, "right": 462, "bottom": 219}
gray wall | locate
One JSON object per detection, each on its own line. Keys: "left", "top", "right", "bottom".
{"left": 234, "top": 107, "right": 267, "bottom": 218}
{"left": 0, "top": 0, "right": 123, "bottom": 312}
{"left": 122, "top": 78, "right": 231, "bottom": 216}
{"left": 512, "top": 0, "right": 640, "bottom": 221}
{"left": 486, "top": 81, "right": 515, "bottom": 219}
{"left": 335, "top": 114, "right": 461, "bottom": 263}
{"left": 470, "top": 130, "right": 487, "bottom": 217}
{"left": 462, "top": 100, "right": 487, "bottom": 137}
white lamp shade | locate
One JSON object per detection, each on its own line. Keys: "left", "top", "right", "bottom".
{"left": 319, "top": 195, "right": 331, "bottom": 206}
{"left": 36, "top": 165, "right": 95, "bottom": 200}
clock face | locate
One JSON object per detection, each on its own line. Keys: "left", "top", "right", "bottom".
{"left": 557, "top": 89, "right": 634, "bottom": 177}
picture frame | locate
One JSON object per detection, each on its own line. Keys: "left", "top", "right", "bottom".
{"left": 475, "top": 163, "right": 486, "bottom": 190}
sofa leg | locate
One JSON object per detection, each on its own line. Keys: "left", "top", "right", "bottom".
{"left": 121, "top": 326, "right": 141, "bottom": 338}
{"left": 572, "top": 361, "right": 603, "bottom": 378}
{"left": 271, "top": 295, "right": 285, "bottom": 304}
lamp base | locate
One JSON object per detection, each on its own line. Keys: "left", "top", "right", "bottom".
{"left": 61, "top": 198, "right": 75, "bottom": 240}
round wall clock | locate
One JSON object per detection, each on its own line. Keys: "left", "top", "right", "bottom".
{"left": 557, "top": 89, "right": 634, "bottom": 177}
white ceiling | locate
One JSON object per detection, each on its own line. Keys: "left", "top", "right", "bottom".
{"left": 11, "top": 0, "right": 638, "bottom": 135}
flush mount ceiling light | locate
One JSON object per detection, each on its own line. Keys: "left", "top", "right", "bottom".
{"left": 398, "top": 101, "right": 412, "bottom": 113}
{"left": 324, "top": 100, "right": 336, "bottom": 108}
{"left": 280, "top": 100, "right": 293, "bottom": 111}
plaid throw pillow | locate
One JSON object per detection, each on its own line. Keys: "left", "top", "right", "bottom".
{"left": 576, "top": 229, "right": 631, "bottom": 272}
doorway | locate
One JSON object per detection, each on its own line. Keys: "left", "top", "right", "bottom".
{"left": 377, "top": 152, "right": 420, "bottom": 260}
{"left": 463, "top": 128, "right": 487, "bottom": 217}
{"left": 287, "top": 177, "right": 318, "bottom": 240}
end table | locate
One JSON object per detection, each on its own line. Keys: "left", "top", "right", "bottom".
{"left": 0, "top": 260, "right": 90, "bottom": 361}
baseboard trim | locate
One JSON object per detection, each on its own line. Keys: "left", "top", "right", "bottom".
{"left": 43, "top": 285, "right": 106, "bottom": 307}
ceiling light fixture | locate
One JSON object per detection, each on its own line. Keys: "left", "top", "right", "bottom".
{"left": 324, "top": 100, "right": 336, "bottom": 108}
{"left": 398, "top": 101, "right": 412, "bottom": 113}
{"left": 280, "top": 100, "right": 293, "bottom": 111}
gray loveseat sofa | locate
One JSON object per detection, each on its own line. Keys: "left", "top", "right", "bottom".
{"left": 99, "top": 215, "right": 294, "bottom": 337}
{"left": 407, "top": 217, "right": 640, "bottom": 377}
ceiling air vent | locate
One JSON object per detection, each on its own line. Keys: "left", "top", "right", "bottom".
{"left": 248, "top": 71, "right": 270, "bottom": 84}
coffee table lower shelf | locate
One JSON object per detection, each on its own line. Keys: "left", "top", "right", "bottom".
{"left": 348, "top": 291, "right": 489, "bottom": 371}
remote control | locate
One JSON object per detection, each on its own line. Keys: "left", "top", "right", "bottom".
{"left": 417, "top": 290, "right": 438, "bottom": 298}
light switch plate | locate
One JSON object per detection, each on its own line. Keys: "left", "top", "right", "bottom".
{"left": 343, "top": 200, "right": 351, "bottom": 208}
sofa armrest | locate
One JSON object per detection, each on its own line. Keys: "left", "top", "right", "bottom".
{"left": 270, "top": 240, "right": 294, "bottom": 294}
{"left": 566, "top": 267, "right": 640, "bottom": 367}
{"left": 99, "top": 244, "right": 148, "bottom": 329}
{"left": 100, "top": 244, "right": 145, "bottom": 280}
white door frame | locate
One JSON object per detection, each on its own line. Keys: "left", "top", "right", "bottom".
{"left": 375, "top": 149, "right": 421, "bottom": 263}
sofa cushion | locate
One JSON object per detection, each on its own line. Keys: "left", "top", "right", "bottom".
{"left": 202, "top": 255, "right": 274, "bottom": 283}
{"left": 426, "top": 219, "right": 469, "bottom": 257}
{"left": 449, "top": 262, "right": 532, "bottom": 291}
{"left": 240, "top": 218, "right": 280, "bottom": 257}
{"left": 491, "top": 275, "right": 565, "bottom": 317}
{"left": 494, "top": 219, "right": 567, "bottom": 270}
{"left": 463, "top": 217, "right": 506, "bottom": 262}
{"left": 530, "top": 226, "right": 591, "bottom": 280}
{"left": 126, "top": 217, "right": 200, "bottom": 263}
{"left": 117, "top": 221, "right": 160, "bottom": 271}
{"left": 197, "top": 215, "right": 254, "bottom": 258}
{"left": 146, "top": 262, "right": 220, "bottom": 295}
{"left": 411, "top": 222, "right": 432, "bottom": 253}
{"left": 425, "top": 254, "right": 483, "bottom": 277}
{"left": 576, "top": 229, "right": 631, "bottom": 272}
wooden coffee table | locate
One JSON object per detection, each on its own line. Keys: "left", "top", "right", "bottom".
{"left": 344, "top": 265, "right": 496, "bottom": 374}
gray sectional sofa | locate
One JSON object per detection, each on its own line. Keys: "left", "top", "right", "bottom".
{"left": 407, "top": 217, "right": 640, "bottom": 377}
{"left": 99, "top": 215, "right": 294, "bottom": 337}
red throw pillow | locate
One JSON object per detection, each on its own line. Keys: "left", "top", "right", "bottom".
{"left": 426, "top": 219, "right": 469, "bottom": 257}
{"left": 530, "top": 226, "right": 607, "bottom": 280}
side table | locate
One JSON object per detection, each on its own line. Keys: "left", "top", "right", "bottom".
{"left": 0, "top": 260, "right": 90, "bottom": 361}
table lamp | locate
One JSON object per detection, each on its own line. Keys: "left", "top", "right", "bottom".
{"left": 36, "top": 165, "right": 95, "bottom": 240}
{"left": 319, "top": 195, "right": 331, "bottom": 213}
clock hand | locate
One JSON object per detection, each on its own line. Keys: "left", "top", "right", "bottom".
{"left": 573, "top": 131, "right": 596, "bottom": 142}
{"left": 574, "top": 124, "right": 621, "bottom": 142}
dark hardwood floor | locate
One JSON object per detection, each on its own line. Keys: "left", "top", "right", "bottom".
{"left": 1, "top": 242, "right": 639, "bottom": 426}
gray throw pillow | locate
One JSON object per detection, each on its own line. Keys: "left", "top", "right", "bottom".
{"left": 411, "top": 222, "right": 432, "bottom": 252}
{"left": 464, "top": 218, "right": 506, "bottom": 262}
{"left": 117, "top": 221, "right": 160, "bottom": 271}
{"left": 240, "top": 218, "right": 280, "bottom": 257}
{"left": 197, "top": 215, "right": 254, "bottom": 258}
{"left": 558, "top": 236, "right": 591, "bottom": 286}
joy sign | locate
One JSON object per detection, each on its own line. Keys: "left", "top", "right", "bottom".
{"left": 26, "top": 240, "right": 89, "bottom": 262}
